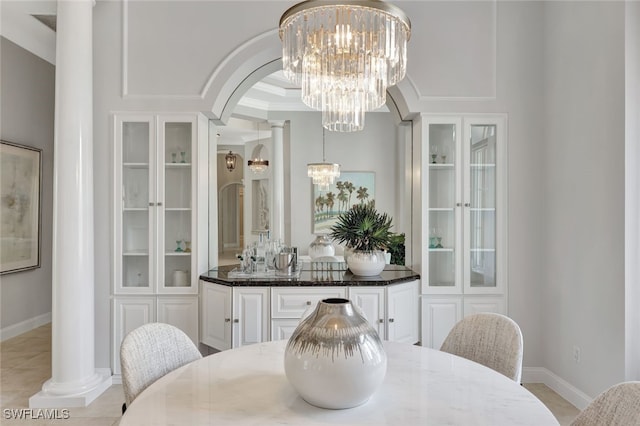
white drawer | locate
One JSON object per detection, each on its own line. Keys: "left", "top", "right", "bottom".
{"left": 271, "top": 287, "right": 347, "bottom": 318}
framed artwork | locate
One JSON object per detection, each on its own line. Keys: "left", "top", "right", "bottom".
{"left": 0, "top": 140, "right": 42, "bottom": 274}
{"left": 252, "top": 179, "right": 270, "bottom": 233}
{"left": 312, "top": 171, "right": 375, "bottom": 234}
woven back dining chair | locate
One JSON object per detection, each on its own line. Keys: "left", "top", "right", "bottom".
{"left": 120, "top": 322, "right": 202, "bottom": 412}
{"left": 440, "top": 312, "right": 523, "bottom": 383}
{"left": 570, "top": 382, "right": 640, "bottom": 426}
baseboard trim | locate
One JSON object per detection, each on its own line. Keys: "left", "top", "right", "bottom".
{"left": 111, "top": 374, "right": 122, "bottom": 385}
{"left": 0, "top": 313, "right": 52, "bottom": 342}
{"left": 523, "top": 367, "right": 592, "bottom": 410}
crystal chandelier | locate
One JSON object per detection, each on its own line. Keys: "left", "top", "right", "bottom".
{"left": 225, "top": 150, "right": 237, "bottom": 172}
{"left": 248, "top": 122, "right": 269, "bottom": 174}
{"left": 308, "top": 127, "right": 340, "bottom": 191}
{"left": 279, "top": 0, "right": 411, "bottom": 132}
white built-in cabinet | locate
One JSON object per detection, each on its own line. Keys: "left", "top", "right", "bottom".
{"left": 413, "top": 115, "right": 507, "bottom": 349}
{"left": 111, "top": 113, "right": 208, "bottom": 375}
{"left": 200, "top": 280, "right": 420, "bottom": 351}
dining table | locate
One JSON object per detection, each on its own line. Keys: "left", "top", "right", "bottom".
{"left": 119, "top": 340, "right": 559, "bottom": 425}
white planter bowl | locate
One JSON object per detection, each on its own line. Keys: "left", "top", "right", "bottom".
{"left": 346, "top": 250, "right": 386, "bottom": 276}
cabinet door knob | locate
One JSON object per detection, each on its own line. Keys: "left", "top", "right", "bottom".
{"left": 378, "top": 319, "right": 384, "bottom": 324}
{"left": 388, "top": 318, "right": 395, "bottom": 323}
{"left": 456, "top": 202, "right": 462, "bottom": 207}
{"left": 464, "top": 202, "right": 470, "bottom": 207}
{"left": 157, "top": 202, "right": 163, "bottom": 206}
{"left": 149, "top": 202, "right": 155, "bottom": 206}
{"left": 233, "top": 319, "right": 239, "bottom": 323}
{"left": 224, "top": 318, "right": 231, "bottom": 322}
{"left": 306, "top": 301, "right": 311, "bottom": 306}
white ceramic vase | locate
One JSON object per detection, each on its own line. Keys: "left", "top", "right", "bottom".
{"left": 284, "top": 298, "right": 387, "bottom": 409}
{"left": 346, "top": 250, "right": 386, "bottom": 276}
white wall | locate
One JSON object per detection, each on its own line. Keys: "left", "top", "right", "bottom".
{"left": 0, "top": 37, "right": 54, "bottom": 338}
{"left": 625, "top": 0, "right": 640, "bottom": 382}
{"left": 541, "top": 2, "right": 626, "bottom": 399}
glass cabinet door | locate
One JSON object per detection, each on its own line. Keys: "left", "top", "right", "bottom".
{"left": 159, "top": 119, "right": 194, "bottom": 291}
{"left": 426, "top": 119, "right": 462, "bottom": 293}
{"left": 463, "top": 120, "right": 502, "bottom": 293}
{"left": 119, "top": 118, "right": 154, "bottom": 291}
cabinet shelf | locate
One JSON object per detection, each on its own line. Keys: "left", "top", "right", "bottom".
{"left": 470, "top": 163, "right": 496, "bottom": 168}
{"left": 470, "top": 248, "right": 496, "bottom": 252}
{"left": 165, "top": 163, "right": 192, "bottom": 168}
{"left": 470, "top": 208, "right": 496, "bottom": 212}
{"left": 123, "top": 163, "right": 149, "bottom": 169}
{"left": 165, "top": 207, "right": 192, "bottom": 212}
{"left": 123, "top": 208, "right": 148, "bottom": 212}
{"left": 429, "top": 163, "right": 455, "bottom": 169}
{"left": 429, "top": 208, "right": 454, "bottom": 212}
{"left": 166, "top": 252, "right": 192, "bottom": 256}
{"left": 123, "top": 251, "right": 149, "bottom": 256}
{"left": 429, "top": 248, "right": 454, "bottom": 252}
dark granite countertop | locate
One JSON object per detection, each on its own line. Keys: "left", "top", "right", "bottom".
{"left": 199, "top": 263, "right": 420, "bottom": 287}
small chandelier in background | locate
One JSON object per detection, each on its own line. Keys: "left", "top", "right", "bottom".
{"left": 308, "top": 127, "right": 340, "bottom": 191}
{"left": 248, "top": 158, "right": 269, "bottom": 174}
{"left": 225, "top": 151, "right": 237, "bottom": 172}
{"left": 279, "top": 0, "right": 411, "bottom": 132}
{"left": 248, "top": 122, "right": 269, "bottom": 174}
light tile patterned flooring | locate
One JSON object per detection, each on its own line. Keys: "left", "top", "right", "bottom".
{"left": 1, "top": 323, "right": 580, "bottom": 425}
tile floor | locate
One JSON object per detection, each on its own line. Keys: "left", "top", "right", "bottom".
{"left": 1, "top": 323, "right": 580, "bottom": 425}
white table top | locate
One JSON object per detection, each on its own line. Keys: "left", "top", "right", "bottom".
{"left": 120, "top": 340, "right": 559, "bottom": 426}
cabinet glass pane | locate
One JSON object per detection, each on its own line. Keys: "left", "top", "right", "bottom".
{"left": 122, "top": 121, "right": 151, "bottom": 289}
{"left": 165, "top": 209, "right": 192, "bottom": 287}
{"left": 165, "top": 122, "right": 192, "bottom": 164}
{"left": 468, "top": 124, "right": 497, "bottom": 288}
{"left": 123, "top": 122, "right": 149, "bottom": 164}
{"left": 428, "top": 123, "right": 457, "bottom": 288}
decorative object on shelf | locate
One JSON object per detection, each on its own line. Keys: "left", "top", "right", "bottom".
{"left": 0, "top": 140, "right": 42, "bottom": 274}
{"left": 279, "top": 0, "right": 411, "bottom": 132}
{"left": 225, "top": 151, "right": 237, "bottom": 172}
{"left": 329, "top": 201, "right": 392, "bottom": 276}
{"left": 175, "top": 240, "right": 183, "bottom": 252}
{"left": 430, "top": 145, "right": 438, "bottom": 164}
{"left": 284, "top": 298, "right": 387, "bottom": 409}
{"left": 180, "top": 151, "right": 186, "bottom": 163}
{"left": 184, "top": 241, "right": 191, "bottom": 253}
{"left": 248, "top": 122, "right": 269, "bottom": 174}
{"left": 171, "top": 152, "right": 177, "bottom": 163}
{"left": 171, "top": 270, "right": 188, "bottom": 287}
{"left": 308, "top": 234, "right": 335, "bottom": 259}
{"left": 312, "top": 171, "right": 375, "bottom": 234}
{"left": 308, "top": 127, "right": 340, "bottom": 191}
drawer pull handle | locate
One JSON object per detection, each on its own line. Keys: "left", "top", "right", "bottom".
{"left": 388, "top": 318, "right": 395, "bottom": 323}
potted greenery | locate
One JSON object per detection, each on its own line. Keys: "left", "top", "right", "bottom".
{"left": 329, "top": 202, "right": 393, "bottom": 276}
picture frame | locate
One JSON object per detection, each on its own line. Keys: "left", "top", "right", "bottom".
{"left": 0, "top": 140, "right": 42, "bottom": 274}
{"left": 312, "top": 171, "right": 375, "bottom": 235}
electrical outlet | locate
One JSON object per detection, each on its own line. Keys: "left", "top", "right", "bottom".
{"left": 573, "top": 345, "right": 581, "bottom": 363}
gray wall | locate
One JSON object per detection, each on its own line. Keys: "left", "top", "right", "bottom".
{"left": 0, "top": 37, "right": 54, "bottom": 334}
{"left": 541, "top": 2, "right": 626, "bottom": 398}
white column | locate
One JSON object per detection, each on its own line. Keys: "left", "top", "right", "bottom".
{"left": 270, "top": 121, "right": 286, "bottom": 242}
{"left": 30, "top": 0, "right": 111, "bottom": 408}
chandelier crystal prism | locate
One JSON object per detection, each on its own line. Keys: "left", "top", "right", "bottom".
{"left": 279, "top": 0, "right": 411, "bottom": 132}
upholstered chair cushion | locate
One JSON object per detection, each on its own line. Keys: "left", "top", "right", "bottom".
{"left": 440, "top": 312, "right": 524, "bottom": 383}
{"left": 571, "top": 382, "right": 640, "bottom": 426}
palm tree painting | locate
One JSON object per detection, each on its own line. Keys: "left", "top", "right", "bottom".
{"left": 312, "top": 171, "right": 375, "bottom": 234}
